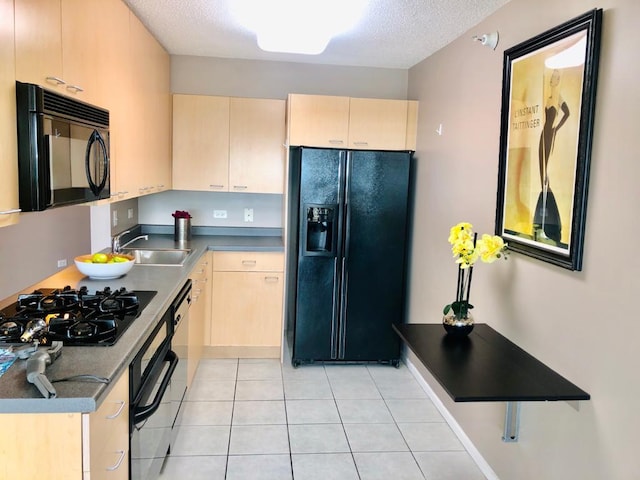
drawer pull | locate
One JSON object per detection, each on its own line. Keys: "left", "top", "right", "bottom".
{"left": 46, "top": 76, "right": 66, "bottom": 85}
{"left": 106, "top": 450, "right": 126, "bottom": 471}
{"left": 233, "top": 185, "right": 248, "bottom": 190}
{"left": 209, "top": 184, "right": 224, "bottom": 189}
{"left": 264, "top": 276, "right": 279, "bottom": 283}
{"left": 328, "top": 139, "right": 344, "bottom": 144}
{"left": 106, "top": 400, "right": 126, "bottom": 420}
{"left": 241, "top": 260, "right": 257, "bottom": 266}
{"left": 66, "top": 84, "right": 84, "bottom": 93}
{"left": 0, "top": 209, "right": 21, "bottom": 215}
{"left": 353, "top": 141, "right": 369, "bottom": 146}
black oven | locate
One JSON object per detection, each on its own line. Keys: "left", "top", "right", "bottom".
{"left": 130, "top": 280, "right": 191, "bottom": 480}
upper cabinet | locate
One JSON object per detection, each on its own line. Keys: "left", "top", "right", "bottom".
{"left": 348, "top": 98, "right": 408, "bottom": 151}
{"left": 229, "top": 98, "right": 286, "bottom": 194}
{"left": 173, "top": 95, "right": 230, "bottom": 192}
{"left": 0, "top": 0, "right": 19, "bottom": 227}
{"left": 287, "top": 94, "right": 350, "bottom": 148}
{"left": 172, "top": 95, "right": 286, "bottom": 194}
{"left": 15, "top": 0, "right": 102, "bottom": 103}
{"left": 287, "top": 94, "right": 419, "bottom": 151}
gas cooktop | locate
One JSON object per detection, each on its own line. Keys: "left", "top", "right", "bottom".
{"left": 0, "top": 286, "right": 157, "bottom": 346}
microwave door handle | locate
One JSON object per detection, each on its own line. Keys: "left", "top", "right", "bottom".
{"left": 132, "top": 350, "right": 178, "bottom": 424}
{"left": 85, "top": 130, "right": 109, "bottom": 196}
{"left": 43, "top": 134, "right": 53, "bottom": 208}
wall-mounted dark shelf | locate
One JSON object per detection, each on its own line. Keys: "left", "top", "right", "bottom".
{"left": 393, "top": 323, "right": 590, "bottom": 402}
{"left": 393, "top": 323, "right": 590, "bottom": 442}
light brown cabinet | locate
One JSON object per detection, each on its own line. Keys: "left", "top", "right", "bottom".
{"left": 0, "top": 370, "right": 129, "bottom": 480}
{"left": 347, "top": 97, "right": 408, "bottom": 150}
{"left": 84, "top": 369, "right": 129, "bottom": 480}
{"left": 287, "top": 94, "right": 351, "bottom": 148}
{"left": 14, "top": 0, "right": 103, "bottom": 104}
{"left": 172, "top": 95, "right": 286, "bottom": 194}
{"left": 188, "top": 252, "right": 211, "bottom": 385}
{"left": 210, "top": 252, "right": 284, "bottom": 358}
{"left": 111, "top": 11, "right": 172, "bottom": 201}
{"left": 229, "top": 97, "right": 286, "bottom": 194}
{"left": 287, "top": 94, "right": 419, "bottom": 151}
{"left": 172, "top": 95, "right": 230, "bottom": 192}
{"left": 0, "top": 0, "right": 20, "bottom": 228}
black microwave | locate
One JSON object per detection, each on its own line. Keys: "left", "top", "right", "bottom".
{"left": 15, "top": 82, "right": 110, "bottom": 212}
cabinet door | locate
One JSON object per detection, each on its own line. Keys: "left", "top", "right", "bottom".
{"left": 173, "top": 95, "right": 230, "bottom": 191}
{"left": 189, "top": 253, "right": 211, "bottom": 385}
{"left": 0, "top": 0, "right": 19, "bottom": 227}
{"left": 14, "top": 0, "right": 64, "bottom": 88}
{"left": 86, "top": 370, "right": 129, "bottom": 480}
{"left": 61, "top": 0, "right": 100, "bottom": 102}
{"left": 348, "top": 98, "right": 408, "bottom": 150}
{"left": 287, "top": 94, "right": 350, "bottom": 148}
{"left": 211, "top": 271, "right": 283, "bottom": 347}
{"left": 229, "top": 98, "right": 286, "bottom": 194}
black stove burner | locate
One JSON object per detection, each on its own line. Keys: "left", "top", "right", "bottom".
{"left": 0, "top": 287, "right": 156, "bottom": 346}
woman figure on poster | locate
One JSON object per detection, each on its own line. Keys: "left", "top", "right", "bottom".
{"left": 534, "top": 68, "right": 570, "bottom": 243}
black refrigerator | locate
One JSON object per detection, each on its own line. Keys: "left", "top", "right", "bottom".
{"left": 286, "top": 147, "right": 412, "bottom": 366}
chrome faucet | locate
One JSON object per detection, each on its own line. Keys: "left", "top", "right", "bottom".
{"left": 112, "top": 230, "right": 149, "bottom": 253}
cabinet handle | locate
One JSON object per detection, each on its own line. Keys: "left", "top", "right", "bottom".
{"left": 66, "top": 84, "right": 84, "bottom": 93}
{"left": 329, "top": 139, "right": 344, "bottom": 144}
{"left": 209, "top": 184, "right": 224, "bottom": 189}
{"left": 264, "top": 276, "right": 279, "bottom": 283}
{"left": 45, "top": 76, "right": 66, "bottom": 85}
{"left": 353, "top": 141, "right": 369, "bottom": 146}
{"left": 232, "top": 185, "right": 248, "bottom": 190}
{"left": 241, "top": 260, "right": 257, "bottom": 266}
{"left": 106, "top": 400, "right": 126, "bottom": 419}
{"left": 106, "top": 450, "right": 126, "bottom": 471}
{"left": 0, "top": 209, "right": 21, "bottom": 215}
{"left": 157, "top": 184, "right": 165, "bottom": 188}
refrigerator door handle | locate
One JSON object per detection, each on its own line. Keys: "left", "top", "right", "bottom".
{"left": 330, "top": 257, "right": 340, "bottom": 359}
{"left": 338, "top": 257, "right": 348, "bottom": 359}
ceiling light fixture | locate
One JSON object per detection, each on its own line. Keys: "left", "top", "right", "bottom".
{"left": 230, "top": 0, "right": 368, "bottom": 55}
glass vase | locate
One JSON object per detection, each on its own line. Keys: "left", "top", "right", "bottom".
{"left": 442, "top": 309, "right": 474, "bottom": 337}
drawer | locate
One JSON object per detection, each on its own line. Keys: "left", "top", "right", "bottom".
{"left": 212, "top": 251, "right": 283, "bottom": 272}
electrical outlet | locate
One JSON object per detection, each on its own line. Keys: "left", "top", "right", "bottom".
{"left": 127, "top": 208, "right": 134, "bottom": 219}
{"left": 112, "top": 210, "right": 118, "bottom": 227}
{"left": 214, "top": 210, "right": 227, "bottom": 219}
{"left": 57, "top": 259, "right": 67, "bottom": 268}
{"left": 244, "top": 208, "right": 254, "bottom": 222}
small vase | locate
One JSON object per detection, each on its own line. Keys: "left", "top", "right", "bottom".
{"left": 442, "top": 310, "right": 474, "bottom": 337}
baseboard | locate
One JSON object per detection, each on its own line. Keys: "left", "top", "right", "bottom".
{"left": 404, "top": 357, "right": 500, "bottom": 480}
{"left": 202, "top": 345, "right": 281, "bottom": 359}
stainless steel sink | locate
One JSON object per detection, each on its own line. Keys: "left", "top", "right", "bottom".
{"left": 121, "top": 248, "right": 193, "bottom": 266}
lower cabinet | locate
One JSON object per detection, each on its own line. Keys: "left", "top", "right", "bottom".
{"left": 188, "top": 252, "right": 210, "bottom": 385}
{"left": 210, "top": 251, "right": 284, "bottom": 358}
{"left": 0, "top": 370, "right": 129, "bottom": 480}
{"left": 84, "top": 369, "right": 129, "bottom": 480}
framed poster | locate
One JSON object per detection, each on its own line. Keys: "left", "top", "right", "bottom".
{"left": 495, "top": 9, "right": 602, "bottom": 271}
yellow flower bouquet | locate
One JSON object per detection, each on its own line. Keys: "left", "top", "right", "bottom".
{"left": 443, "top": 222, "right": 508, "bottom": 334}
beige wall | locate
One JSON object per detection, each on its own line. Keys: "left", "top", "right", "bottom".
{"left": 407, "top": 0, "right": 639, "bottom": 478}
{"left": 171, "top": 55, "right": 409, "bottom": 99}
{"left": 0, "top": 206, "right": 90, "bottom": 299}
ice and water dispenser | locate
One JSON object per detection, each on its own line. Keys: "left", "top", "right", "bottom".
{"left": 303, "top": 205, "right": 336, "bottom": 256}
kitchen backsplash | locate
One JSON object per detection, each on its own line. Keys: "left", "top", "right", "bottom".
{"left": 0, "top": 206, "right": 91, "bottom": 300}
{"left": 137, "top": 190, "right": 283, "bottom": 229}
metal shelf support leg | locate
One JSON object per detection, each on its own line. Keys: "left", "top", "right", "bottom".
{"left": 502, "top": 401, "right": 521, "bottom": 442}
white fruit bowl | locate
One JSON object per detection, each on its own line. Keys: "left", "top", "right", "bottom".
{"left": 74, "top": 253, "right": 135, "bottom": 280}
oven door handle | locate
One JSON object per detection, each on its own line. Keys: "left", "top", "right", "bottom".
{"left": 132, "top": 350, "right": 178, "bottom": 424}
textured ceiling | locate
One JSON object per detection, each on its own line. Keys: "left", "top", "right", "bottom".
{"left": 123, "top": 0, "right": 511, "bottom": 69}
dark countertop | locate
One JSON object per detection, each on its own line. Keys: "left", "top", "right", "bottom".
{"left": 0, "top": 230, "right": 283, "bottom": 414}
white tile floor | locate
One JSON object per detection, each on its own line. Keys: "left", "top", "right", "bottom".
{"left": 159, "top": 358, "right": 487, "bottom": 480}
